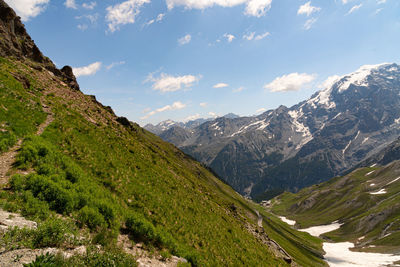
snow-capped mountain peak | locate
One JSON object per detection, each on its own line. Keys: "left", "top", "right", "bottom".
{"left": 337, "top": 63, "right": 392, "bottom": 93}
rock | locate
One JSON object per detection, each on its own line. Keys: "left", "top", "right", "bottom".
{"left": 61, "top": 66, "right": 80, "bottom": 91}
{"left": 0, "top": 209, "right": 37, "bottom": 230}
{"left": 0, "top": 248, "right": 58, "bottom": 267}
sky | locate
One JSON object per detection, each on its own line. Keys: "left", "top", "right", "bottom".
{"left": 6, "top": 0, "right": 400, "bottom": 126}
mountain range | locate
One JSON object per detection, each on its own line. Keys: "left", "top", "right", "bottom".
{"left": 151, "top": 63, "right": 400, "bottom": 200}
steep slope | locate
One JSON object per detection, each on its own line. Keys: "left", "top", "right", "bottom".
{"left": 156, "top": 63, "right": 400, "bottom": 199}
{"left": 0, "top": 1, "right": 327, "bottom": 266}
{"left": 272, "top": 161, "right": 400, "bottom": 253}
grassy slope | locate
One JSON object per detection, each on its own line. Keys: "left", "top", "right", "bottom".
{"left": 0, "top": 57, "right": 327, "bottom": 266}
{"left": 272, "top": 162, "right": 400, "bottom": 253}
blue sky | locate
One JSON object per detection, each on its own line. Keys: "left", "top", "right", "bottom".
{"left": 7, "top": 0, "right": 400, "bottom": 125}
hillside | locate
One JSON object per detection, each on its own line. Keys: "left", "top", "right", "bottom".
{"left": 0, "top": 1, "right": 326, "bottom": 266}
{"left": 272, "top": 161, "right": 400, "bottom": 254}
{"left": 154, "top": 63, "right": 400, "bottom": 200}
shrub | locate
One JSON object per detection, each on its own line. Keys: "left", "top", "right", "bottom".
{"left": 77, "top": 206, "right": 105, "bottom": 230}
{"left": 33, "top": 218, "right": 74, "bottom": 248}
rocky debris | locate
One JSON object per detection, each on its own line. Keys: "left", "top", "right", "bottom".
{"left": 117, "top": 234, "right": 187, "bottom": 267}
{"left": 0, "top": 209, "right": 37, "bottom": 230}
{"left": 244, "top": 212, "right": 294, "bottom": 265}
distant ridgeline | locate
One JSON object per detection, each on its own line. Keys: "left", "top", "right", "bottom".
{"left": 150, "top": 63, "right": 400, "bottom": 201}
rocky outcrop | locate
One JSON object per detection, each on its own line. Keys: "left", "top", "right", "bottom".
{"left": 0, "top": 0, "right": 79, "bottom": 91}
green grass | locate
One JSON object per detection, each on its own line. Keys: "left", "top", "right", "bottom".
{"left": 0, "top": 58, "right": 46, "bottom": 152}
{"left": 0, "top": 57, "right": 328, "bottom": 266}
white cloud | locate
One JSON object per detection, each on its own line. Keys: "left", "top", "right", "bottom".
{"left": 304, "top": 17, "right": 317, "bottom": 30}
{"left": 223, "top": 33, "right": 236, "bottom": 43}
{"left": 77, "top": 24, "right": 88, "bottom": 31}
{"left": 318, "top": 75, "right": 340, "bottom": 89}
{"left": 6, "top": 0, "right": 49, "bottom": 21}
{"left": 374, "top": 8, "right": 383, "bottom": 14}
{"left": 178, "top": 34, "right": 192, "bottom": 45}
{"left": 377, "top": 0, "right": 386, "bottom": 4}
{"left": 254, "top": 31, "right": 270, "bottom": 40}
{"left": 184, "top": 114, "right": 201, "bottom": 122}
{"left": 165, "top": 0, "right": 271, "bottom": 17}
{"left": 144, "top": 13, "right": 165, "bottom": 26}
{"left": 141, "top": 101, "right": 186, "bottom": 119}
{"left": 76, "top": 14, "right": 99, "bottom": 24}
{"left": 243, "top": 32, "right": 255, "bottom": 40}
{"left": 244, "top": 31, "right": 269, "bottom": 41}
{"left": 146, "top": 73, "right": 201, "bottom": 92}
{"left": 264, "top": 72, "right": 316, "bottom": 92}
{"left": 73, "top": 62, "right": 102, "bottom": 77}
{"left": 233, "top": 86, "right": 245, "bottom": 92}
{"left": 213, "top": 83, "right": 229, "bottom": 88}
{"left": 106, "top": 0, "right": 150, "bottom": 33}
{"left": 256, "top": 107, "right": 266, "bottom": 113}
{"left": 82, "top": 1, "right": 97, "bottom": 9}
{"left": 208, "top": 111, "right": 218, "bottom": 118}
{"left": 244, "top": 0, "right": 272, "bottom": 17}
{"left": 347, "top": 4, "right": 362, "bottom": 15}
{"left": 106, "top": 61, "right": 126, "bottom": 70}
{"left": 65, "top": 0, "right": 77, "bottom": 9}
{"left": 200, "top": 102, "right": 208, "bottom": 107}
{"left": 297, "top": 1, "right": 320, "bottom": 16}
{"left": 156, "top": 13, "right": 165, "bottom": 21}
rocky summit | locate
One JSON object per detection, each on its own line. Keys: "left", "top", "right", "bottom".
{"left": 155, "top": 63, "right": 400, "bottom": 199}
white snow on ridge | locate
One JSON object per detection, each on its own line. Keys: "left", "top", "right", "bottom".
{"left": 387, "top": 176, "right": 400, "bottom": 186}
{"left": 366, "top": 170, "right": 375, "bottom": 176}
{"left": 337, "top": 63, "right": 391, "bottom": 93}
{"left": 307, "top": 76, "right": 339, "bottom": 109}
{"left": 288, "top": 110, "right": 313, "bottom": 149}
{"left": 229, "top": 120, "right": 269, "bottom": 137}
{"left": 370, "top": 189, "right": 386, "bottom": 195}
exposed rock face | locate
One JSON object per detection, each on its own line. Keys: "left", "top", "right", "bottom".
{"left": 61, "top": 66, "right": 80, "bottom": 91}
{"left": 0, "top": 0, "right": 79, "bottom": 91}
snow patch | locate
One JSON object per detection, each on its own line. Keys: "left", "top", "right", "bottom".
{"left": 323, "top": 242, "right": 400, "bottom": 267}
{"left": 296, "top": 219, "right": 400, "bottom": 267}
{"left": 370, "top": 183, "right": 375, "bottom": 187}
{"left": 361, "top": 137, "right": 369, "bottom": 145}
{"left": 299, "top": 222, "right": 342, "bottom": 237}
{"left": 278, "top": 216, "right": 296, "bottom": 226}
{"left": 370, "top": 189, "right": 386, "bottom": 195}
{"left": 366, "top": 171, "right": 375, "bottom": 176}
{"left": 370, "top": 163, "right": 377, "bottom": 168}
{"left": 288, "top": 110, "right": 313, "bottom": 149}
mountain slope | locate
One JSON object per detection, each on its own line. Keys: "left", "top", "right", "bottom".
{"left": 271, "top": 160, "right": 400, "bottom": 253}
{"left": 156, "top": 63, "right": 400, "bottom": 199}
{"left": 0, "top": 1, "right": 326, "bottom": 266}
